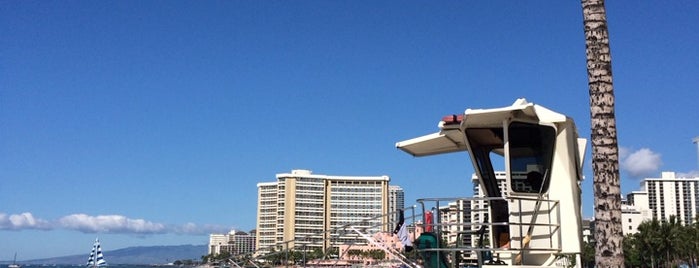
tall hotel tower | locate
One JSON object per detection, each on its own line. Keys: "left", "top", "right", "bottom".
{"left": 643, "top": 171, "right": 699, "bottom": 225}
{"left": 256, "top": 170, "right": 390, "bottom": 254}
{"left": 621, "top": 171, "right": 699, "bottom": 234}
{"left": 389, "top": 185, "right": 405, "bottom": 224}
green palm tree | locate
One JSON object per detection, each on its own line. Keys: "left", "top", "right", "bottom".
{"left": 660, "top": 216, "right": 687, "bottom": 267}
{"left": 622, "top": 233, "right": 641, "bottom": 267}
{"left": 691, "top": 217, "right": 699, "bottom": 267}
{"left": 676, "top": 222, "right": 694, "bottom": 266}
{"left": 581, "top": 0, "right": 623, "bottom": 266}
{"left": 638, "top": 219, "right": 662, "bottom": 268}
{"left": 659, "top": 217, "right": 673, "bottom": 266}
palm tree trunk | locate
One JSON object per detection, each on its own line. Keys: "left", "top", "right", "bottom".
{"left": 581, "top": 0, "right": 624, "bottom": 266}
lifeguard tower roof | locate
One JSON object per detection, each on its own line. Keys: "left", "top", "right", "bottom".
{"left": 396, "top": 98, "right": 570, "bottom": 157}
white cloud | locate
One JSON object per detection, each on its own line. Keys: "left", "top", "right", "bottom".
{"left": 620, "top": 147, "right": 662, "bottom": 178}
{"left": 0, "top": 212, "right": 228, "bottom": 235}
{"left": 0, "top": 212, "right": 51, "bottom": 230}
{"left": 58, "top": 214, "right": 167, "bottom": 234}
{"left": 619, "top": 147, "right": 630, "bottom": 160}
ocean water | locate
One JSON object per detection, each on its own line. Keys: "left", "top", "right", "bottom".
{"left": 0, "top": 263, "right": 180, "bottom": 268}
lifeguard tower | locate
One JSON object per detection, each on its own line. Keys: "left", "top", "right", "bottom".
{"left": 396, "top": 98, "right": 587, "bottom": 267}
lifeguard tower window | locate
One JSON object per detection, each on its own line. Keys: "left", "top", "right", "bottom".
{"left": 508, "top": 122, "right": 555, "bottom": 193}
{"left": 466, "top": 122, "right": 555, "bottom": 195}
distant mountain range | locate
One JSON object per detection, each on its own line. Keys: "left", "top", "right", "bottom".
{"left": 8, "top": 245, "right": 207, "bottom": 265}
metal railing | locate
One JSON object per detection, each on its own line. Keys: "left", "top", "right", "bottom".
{"left": 222, "top": 196, "right": 563, "bottom": 268}
{"left": 415, "top": 196, "right": 562, "bottom": 267}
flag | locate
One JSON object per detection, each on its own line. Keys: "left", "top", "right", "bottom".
{"left": 393, "top": 210, "right": 413, "bottom": 251}
{"left": 393, "top": 210, "right": 404, "bottom": 234}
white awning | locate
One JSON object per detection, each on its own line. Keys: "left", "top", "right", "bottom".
{"left": 396, "top": 130, "right": 467, "bottom": 157}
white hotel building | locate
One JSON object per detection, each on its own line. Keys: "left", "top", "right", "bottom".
{"left": 622, "top": 171, "right": 699, "bottom": 234}
{"left": 256, "top": 170, "right": 390, "bottom": 254}
{"left": 640, "top": 172, "right": 699, "bottom": 225}
{"left": 208, "top": 230, "right": 256, "bottom": 256}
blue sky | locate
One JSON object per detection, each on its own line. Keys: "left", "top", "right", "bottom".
{"left": 2, "top": 1, "right": 698, "bottom": 261}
